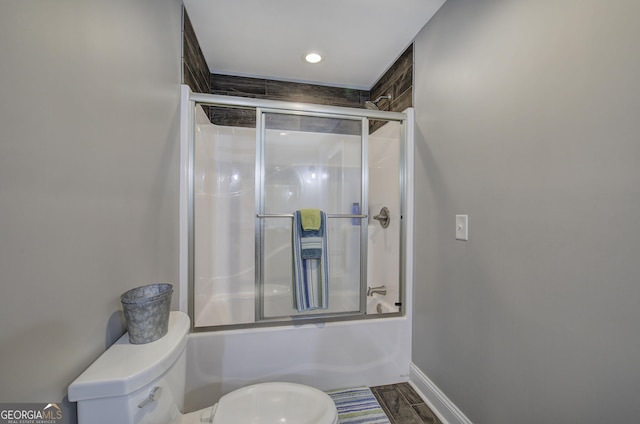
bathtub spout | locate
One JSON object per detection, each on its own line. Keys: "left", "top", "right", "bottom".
{"left": 367, "top": 285, "right": 387, "bottom": 296}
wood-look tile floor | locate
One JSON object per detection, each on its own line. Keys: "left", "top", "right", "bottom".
{"left": 371, "top": 383, "right": 443, "bottom": 424}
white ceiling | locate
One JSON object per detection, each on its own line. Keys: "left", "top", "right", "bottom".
{"left": 183, "top": 0, "right": 446, "bottom": 90}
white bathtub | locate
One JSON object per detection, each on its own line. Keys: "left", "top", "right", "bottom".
{"left": 183, "top": 314, "right": 411, "bottom": 412}
{"left": 367, "top": 296, "right": 400, "bottom": 315}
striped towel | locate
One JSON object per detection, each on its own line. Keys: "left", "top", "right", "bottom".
{"left": 292, "top": 209, "right": 329, "bottom": 311}
{"left": 327, "top": 387, "right": 391, "bottom": 424}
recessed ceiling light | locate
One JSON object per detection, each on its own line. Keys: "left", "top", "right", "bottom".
{"left": 304, "top": 52, "right": 323, "bottom": 64}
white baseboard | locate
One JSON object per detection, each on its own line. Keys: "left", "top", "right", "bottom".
{"left": 409, "top": 363, "right": 473, "bottom": 424}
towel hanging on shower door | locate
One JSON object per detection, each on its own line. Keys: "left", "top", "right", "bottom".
{"left": 292, "top": 209, "right": 329, "bottom": 312}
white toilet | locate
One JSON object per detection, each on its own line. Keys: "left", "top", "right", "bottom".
{"left": 68, "top": 311, "right": 338, "bottom": 424}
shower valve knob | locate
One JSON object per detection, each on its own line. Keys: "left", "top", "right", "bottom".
{"left": 373, "top": 207, "right": 390, "bottom": 228}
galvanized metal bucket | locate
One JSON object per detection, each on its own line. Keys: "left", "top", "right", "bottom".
{"left": 120, "top": 283, "right": 173, "bottom": 344}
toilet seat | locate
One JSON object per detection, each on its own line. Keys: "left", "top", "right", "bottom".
{"left": 188, "top": 382, "right": 338, "bottom": 424}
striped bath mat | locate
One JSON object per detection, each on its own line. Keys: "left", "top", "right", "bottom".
{"left": 327, "top": 387, "right": 391, "bottom": 424}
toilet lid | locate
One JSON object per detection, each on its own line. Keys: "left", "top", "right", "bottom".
{"left": 211, "top": 382, "right": 337, "bottom": 424}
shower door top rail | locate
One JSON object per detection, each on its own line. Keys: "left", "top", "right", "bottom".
{"left": 189, "top": 92, "right": 406, "bottom": 122}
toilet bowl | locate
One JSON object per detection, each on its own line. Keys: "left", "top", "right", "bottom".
{"left": 69, "top": 311, "right": 337, "bottom": 424}
{"left": 182, "top": 382, "right": 338, "bottom": 424}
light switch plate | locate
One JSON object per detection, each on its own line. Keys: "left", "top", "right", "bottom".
{"left": 456, "top": 215, "right": 468, "bottom": 241}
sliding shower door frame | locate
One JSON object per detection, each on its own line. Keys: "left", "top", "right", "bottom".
{"left": 255, "top": 107, "right": 370, "bottom": 323}
{"left": 184, "top": 89, "right": 408, "bottom": 332}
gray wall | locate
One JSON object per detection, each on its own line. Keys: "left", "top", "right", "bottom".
{"left": 0, "top": 0, "right": 182, "bottom": 420}
{"left": 412, "top": 1, "right": 640, "bottom": 423}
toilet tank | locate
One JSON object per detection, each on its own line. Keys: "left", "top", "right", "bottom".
{"left": 68, "top": 311, "right": 190, "bottom": 424}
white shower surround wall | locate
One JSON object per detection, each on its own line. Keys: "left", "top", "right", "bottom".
{"left": 193, "top": 108, "right": 402, "bottom": 324}
{"left": 179, "top": 86, "right": 414, "bottom": 410}
{"left": 367, "top": 121, "right": 402, "bottom": 314}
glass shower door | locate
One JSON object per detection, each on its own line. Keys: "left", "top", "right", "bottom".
{"left": 193, "top": 105, "right": 257, "bottom": 327}
{"left": 257, "top": 111, "right": 367, "bottom": 319}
